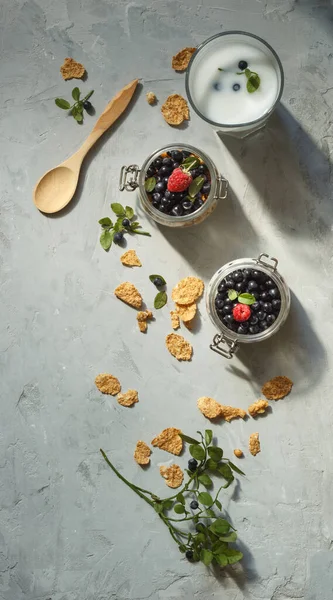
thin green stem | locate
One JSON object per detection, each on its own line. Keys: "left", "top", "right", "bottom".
{"left": 100, "top": 449, "right": 154, "bottom": 506}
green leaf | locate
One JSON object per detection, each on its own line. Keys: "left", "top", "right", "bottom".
{"left": 113, "top": 220, "right": 125, "bottom": 233}
{"left": 247, "top": 73, "right": 261, "bottom": 93}
{"left": 131, "top": 229, "right": 151, "bottom": 237}
{"left": 179, "top": 433, "right": 200, "bottom": 445}
{"left": 72, "top": 87, "right": 80, "bottom": 101}
{"left": 228, "top": 289, "right": 238, "bottom": 301}
{"left": 228, "top": 461, "right": 245, "bottom": 476}
{"left": 179, "top": 544, "right": 186, "bottom": 553}
{"left": 125, "top": 206, "right": 134, "bottom": 220}
{"left": 163, "top": 499, "right": 173, "bottom": 510}
{"left": 200, "top": 548, "right": 213, "bottom": 566}
{"left": 198, "top": 474, "right": 213, "bottom": 488}
{"left": 83, "top": 90, "right": 94, "bottom": 102}
{"left": 219, "top": 531, "right": 238, "bottom": 542}
{"left": 154, "top": 291, "right": 167, "bottom": 309}
{"left": 214, "top": 553, "right": 228, "bottom": 567}
{"left": 153, "top": 502, "right": 164, "bottom": 514}
{"left": 245, "top": 68, "right": 251, "bottom": 78}
{"left": 218, "top": 67, "right": 224, "bottom": 71}
{"left": 99, "top": 230, "right": 113, "bottom": 251}
{"left": 206, "top": 459, "right": 218, "bottom": 471}
{"left": 98, "top": 217, "right": 113, "bottom": 229}
{"left": 111, "top": 203, "right": 125, "bottom": 216}
{"left": 238, "top": 292, "right": 256, "bottom": 305}
{"left": 74, "top": 112, "right": 83, "bottom": 123}
{"left": 188, "top": 176, "right": 205, "bottom": 198}
{"left": 197, "top": 492, "right": 213, "bottom": 506}
{"left": 224, "top": 548, "right": 243, "bottom": 564}
{"left": 205, "top": 508, "right": 215, "bottom": 518}
{"left": 218, "top": 463, "right": 233, "bottom": 480}
{"left": 176, "top": 493, "right": 185, "bottom": 505}
{"left": 145, "top": 177, "right": 157, "bottom": 192}
{"left": 182, "top": 156, "right": 200, "bottom": 171}
{"left": 195, "top": 532, "right": 206, "bottom": 543}
{"left": 208, "top": 447, "right": 223, "bottom": 462}
{"left": 174, "top": 504, "right": 185, "bottom": 514}
{"left": 149, "top": 274, "right": 166, "bottom": 286}
{"left": 55, "top": 98, "right": 71, "bottom": 110}
{"left": 209, "top": 518, "right": 230, "bottom": 535}
{"left": 189, "top": 444, "right": 205, "bottom": 461}
{"left": 130, "top": 221, "right": 140, "bottom": 229}
{"left": 75, "top": 101, "right": 83, "bottom": 114}
{"left": 212, "top": 540, "right": 227, "bottom": 553}
{"left": 196, "top": 523, "right": 206, "bottom": 533}
{"left": 205, "top": 430, "right": 213, "bottom": 446}
{"left": 215, "top": 499, "right": 222, "bottom": 511}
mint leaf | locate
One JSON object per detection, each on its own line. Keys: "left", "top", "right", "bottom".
{"left": 111, "top": 203, "right": 125, "bottom": 216}
{"left": 55, "top": 98, "right": 71, "bottom": 110}
{"left": 149, "top": 274, "right": 166, "bottom": 286}
{"left": 247, "top": 73, "right": 260, "bottom": 93}
{"left": 238, "top": 293, "right": 256, "bottom": 305}
{"left": 154, "top": 291, "right": 167, "bottom": 309}
{"left": 245, "top": 68, "right": 251, "bottom": 78}
{"left": 145, "top": 177, "right": 156, "bottom": 192}
{"left": 98, "top": 217, "right": 113, "bottom": 229}
{"left": 182, "top": 156, "right": 200, "bottom": 171}
{"left": 100, "top": 230, "right": 113, "bottom": 251}
{"left": 72, "top": 87, "right": 80, "bottom": 101}
{"left": 125, "top": 206, "right": 134, "bottom": 220}
{"left": 228, "top": 289, "right": 238, "bottom": 301}
{"left": 188, "top": 176, "right": 205, "bottom": 199}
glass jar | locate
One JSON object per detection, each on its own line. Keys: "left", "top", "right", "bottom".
{"left": 206, "top": 253, "right": 291, "bottom": 359}
{"left": 119, "top": 143, "right": 228, "bottom": 228}
{"left": 185, "top": 31, "right": 284, "bottom": 138}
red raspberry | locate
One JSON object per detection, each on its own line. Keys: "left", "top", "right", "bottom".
{"left": 233, "top": 303, "right": 251, "bottom": 322}
{"left": 167, "top": 168, "right": 192, "bottom": 192}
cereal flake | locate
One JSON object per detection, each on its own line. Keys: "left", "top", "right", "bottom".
{"left": 262, "top": 376, "right": 293, "bottom": 400}
{"left": 95, "top": 374, "right": 121, "bottom": 396}
{"left": 114, "top": 282, "right": 143, "bottom": 309}
{"left": 248, "top": 399, "right": 269, "bottom": 417}
{"left": 60, "top": 57, "right": 86, "bottom": 80}
{"left": 197, "top": 396, "right": 222, "bottom": 419}
{"left": 160, "top": 464, "right": 184, "bottom": 488}
{"left": 146, "top": 91, "right": 157, "bottom": 105}
{"left": 170, "top": 310, "right": 180, "bottom": 330}
{"left": 137, "top": 310, "right": 153, "bottom": 333}
{"left": 249, "top": 433, "right": 261, "bottom": 456}
{"left": 172, "top": 47, "right": 196, "bottom": 71}
{"left": 172, "top": 277, "right": 204, "bottom": 305}
{"left": 117, "top": 389, "right": 139, "bottom": 407}
{"left": 134, "top": 440, "right": 151, "bottom": 465}
{"left": 176, "top": 302, "right": 197, "bottom": 322}
{"left": 151, "top": 427, "right": 183, "bottom": 455}
{"left": 165, "top": 333, "right": 192, "bottom": 361}
{"left": 120, "top": 250, "right": 142, "bottom": 267}
{"left": 220, "top": 405, "right": 247, "bottom": 422}
{"left": 234, "top": 449, "right": 244, "bottom": 459}
{"left": 161, "top": 94, "right": 189, "bottom": 126}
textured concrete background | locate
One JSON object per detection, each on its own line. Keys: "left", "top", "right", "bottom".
{"left": 1, "top": 1, "right": 333, "bottom": 599}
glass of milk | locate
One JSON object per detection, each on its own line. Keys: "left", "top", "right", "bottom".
{"left": 186, "top": 31, "right": 284, "bottom": 138}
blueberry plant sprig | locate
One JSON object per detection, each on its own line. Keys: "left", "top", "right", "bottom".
{"left": 55, "top": 88, "right": 94, "bottom": 123}
{"left": 100, "top": 429, "right": 244, "bottom": 567}
{"left": 149, "top": 274, "right": 167, "bottom": 309}
{"left": 99, "top": 203, "right": 151, "bottom": 251}
{"left": 228, "top": 289, "right": 256, "bottom": 305}
{"left": 237, "top": 68, "right": 261, "bottom": 93}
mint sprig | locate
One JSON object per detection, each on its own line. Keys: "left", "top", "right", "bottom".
{"left": 55, "top": 88, "right": 94, "bottom": 124}
{"left": 98, "top": 203, "right": 151, "bottom": 251}
{"left": 236, "top": 68, "right": 260, "bottom": 93}
{"left": 228, "top": 289, "right": 256, "bottom": 305}
{"left": 101, "top": 429, "right": 244, "bottom": 567}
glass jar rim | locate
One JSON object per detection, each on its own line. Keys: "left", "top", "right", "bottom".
{"left": 185, "top": 30, "right": 284, "bottom": 129}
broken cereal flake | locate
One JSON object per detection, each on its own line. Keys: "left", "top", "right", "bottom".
{"left": 248, "top": 399, "right": 269, "bottom": 417}
{"left": 249, "top": 433, "right": 260, "bottom": 456}
{"left": 161, "top": 94, "right": 189, "bottom": 126}
{"left": 160, "top": 464, "right": 184, "bottom": 488}
{"left": 234, "top": 449, "right": 244, "bottom": 459}
{"left": 137, "top": 310, "right": 153, "bottom": 333}
{"left": 60, "top": 57, "right": 86, "bottom": 80}
{"left": 197, "top": 396, "right": 222, "bottom": 419}
{"left": 117, "top": 389, "right": 139, "bottom": 407}
{"left": 220, "top": 405, "right": 247, "bottom": 422}
{"left": 120, "top": 250, "right": 142, "bottom": 267}
{"left": 134, "top": 440, "right": 151, "bottom": 465}
{"left": 138, "top": 321, "right": 147, "bottom": 333}
{"left": 170, "top": 310, "right": 180, "bottom": 330}
{"left": 114, "top": 282, "right": 143, "bottom": 309}
{"left": 151, "top": 427, "right": 183, "bottom": 455}
{"left": 262, "top": 376, "right": 293, "bottom": 400}
{"left": 172, "top": 277, "right": 204, "bottom": 305}
{"left": 95, "top": 374, "right": 121, "bottom": 396}
{"left": 176, "top": 302, "right": 197, "bottom": 322}
{"left": 146, "top": 91, "right": 157, "bottom": 105}
{"left": 165, "top": 333, "right": 192, "bottom": 361}
{"left": 172, "top": 47, "right": 196, "bottom": 71}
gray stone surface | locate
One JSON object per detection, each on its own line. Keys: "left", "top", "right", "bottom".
{"left": 1, "top": 0, "right": 333, "bottom": 599}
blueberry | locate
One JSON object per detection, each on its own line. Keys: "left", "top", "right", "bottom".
{"left": 162, "top": 157, "right": 173, "bottom": 167}
{"left": 237, "top": 325, "right": 248, "bottom": 334}
{"left": 269, "top": 287, "right": 280, "bottom": 299}
{"left": 159, "top": 165, "right": 172, "bottom": 176}
{"left": 193, "top": 198, "right": 204, "bottom": 210}
{"left": 233, "top": 271, "right": 243, "bottom": 282}
{"left": 152, "top": 199, "right": 160, "bottom": 209}
{"left": 83, "top": 100, "right": 92, "bottom": 110}
{"left": 257, "top": 310, "right": 266, "bottom": 321}
{"left": 186, "top": 550, "right": 194, "bottom": 561}
{"left": 215, "top": 299, "right": 224, "bottom": 309}
{"left": 249, "top": 315, "right": 259, "bottom": 326}
{"left": 154, "top": 158, "right": 162, "bottom": 169}
{"left": 147, "top": 166, "right": 156, "bottom": 177}
{"left": 160, "top": 198, "right": 173, "bottom": 210}
{"left": 188, "top": 458, "right": 198, "bottom": 472}
{"left": 190, "top": 500, "right": 199, "bottom": 510}
{"left": 263, "top": 302, "right": 273, "bottom": 313}
{"left": 153, "top": 277, "right": 164, "bottom": 287}
{"left": 155, "top": 181, "right": 166, "bottom": 193}
{"left": 198, "top": 165, "right": 206, "bottom": 173}
{"left": 252, "top": 291, "right": 260, "bottom": 300}
{"left": 182, "top": 200, "right": 193, "bottom": 211}
{"left": 259, "top": 320, "right": 269, "bottom": 330}
{"left": 152, "top": 192, "right": 162, "bottom": 202}
{"left": 235, "top": 281, "right": 246, "bottom": 292}
{"left": 171, "top": 204, "right": 183, "bottom": 217}
{"left": 171, "top": 150, "right": 183, "bottom": 163}
{"left": 223, "top": 314, "right": 234, "bottom": 324}
{"left": 247, "top": 280, "right": 258, "bottom": 291}
{"left": 267, "top": 314, "right": 276, "bottom": 325}
{"left": 272, "top": 299, "right": 281, "bottom": 311}
{"left": 243, "top": 269, "right": 252, "bottom": 279}
{"left": 218, "top": 280, "right": 226, "bottom": 291}
{"left": 113, "top": 232, "right": 124, "bottom": 244}
{"left": 225, "top": 279, "right": 235, "bottom": 289}
{"left": 223, "top": 304, "right": 233, "bottom": 314}
{"left": 172, "top": 162, "right": 180, "bottom": 169}
{"left": 213, "top": 82, "right": 222, "bottom": 91}
{"left": 164, "top": 190, "right": 172, "bottom": 200}
{"left": 190, "top": 169, "right": 199, "bottom": 179}
{"left": 233, "top": 83, "right": 241, "bottom": 91}
{"left": 251, "top": 301, "right": 261, "bottom": 312}
{"left": 252, "top": 270, "right": 264, "bottom": 282}
{"left": 238, "top": 60, "right": 248, "bottom": 70}
{"left": 163, "top": 177, "right": 169, "bottom": 185}
{"left": 202, "top": 182, "right": 211, "bottom": 195}
{"left": 260, "top": 291, "right": 269, "bottom": 301}
{"left": 122, "top": 218, "right": 130, "bottom": 227}
{"left": 182, "top": 151, "right": 191, "bottom": 158}
{"left": 249, "top": 325, "right": 260, "bottom": 334}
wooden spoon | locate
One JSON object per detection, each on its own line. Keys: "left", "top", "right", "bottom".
{"left": 33, "top": 79, "right": 139, "bottom": 214}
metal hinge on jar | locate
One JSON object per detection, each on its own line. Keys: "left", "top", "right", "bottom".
{"left": 119, "top": 165, "right": 140, "bottom": 192}
{"left": 215, "top": 176, "right": 229, "bottom": 200}
{"left": 256, "top": 253, "right": 278, "bottom": 271}
{"left": 210, "top": 334, "right": 238, "bottom": 359}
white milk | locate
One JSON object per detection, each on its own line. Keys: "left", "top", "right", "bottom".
{"left": 189, "top": 39, "right": 280, "bottom": 126}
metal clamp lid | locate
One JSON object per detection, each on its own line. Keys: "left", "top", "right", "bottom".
{"left": 256, "top": 253, "right": 278, "bottom": 271}
{"left": 210, "top": 334, "right": 238, "bottom": 360}
{"left": 119, "top": 165, "right": 140, "bottom": 192}
{"left": 216, "top": 176, "right": 229, "bottom": 200}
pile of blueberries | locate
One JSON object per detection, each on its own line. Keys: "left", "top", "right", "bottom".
{"left": 215, "top": 268, "right": 282, "bottom": 335}
{"left": 145, "top": 150, "right": 211, "bottom": 217}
